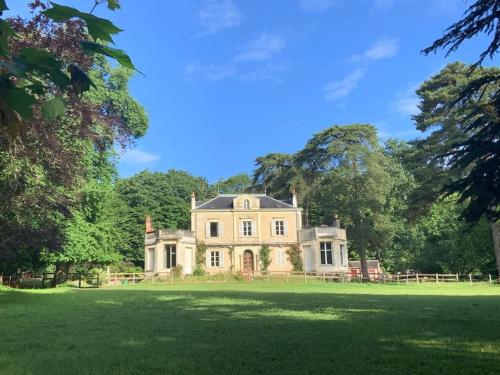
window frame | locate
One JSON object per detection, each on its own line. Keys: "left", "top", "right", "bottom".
{"left": 210, "top": 250, "right": 221, "bottom": 267}
{"left": 274, "top": 220, "right": 285, "bottom": 236}
{"left": 209, "top": 221, "right": 219, "bottom": 238}
{"left": 320, "top": 241, "right": 333, "bottom": 265}
{"left": 243, "top": 220, "right": 253, "bottom": 236}
{"left": 243, "top": 199, "right": 250, "bottom": 210}
{"left": 164, "top": 244, "right": 177, "bottom": 269}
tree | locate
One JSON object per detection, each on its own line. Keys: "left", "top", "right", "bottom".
{"left": 114, "top": 170, "right": 214, "bottom": 265}
{"left": 215, "top": 173, "right": 252, "bottom": 194}
{"left": 304, "top": 125, "right": 393, "bottom": 280}
{"left": 422, "top": 0, "right": 499, "bottom": 66}
{"left": 409, "top": 62, "right": 500, "bottom": 275}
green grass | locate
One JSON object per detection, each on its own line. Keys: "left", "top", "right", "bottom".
{"left": 1, "top": 282, "right": 500, "bottom": 374}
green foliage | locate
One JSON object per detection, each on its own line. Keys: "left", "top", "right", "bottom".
{"left": 172, "top": 265, "right": 183, "bottom": 278}
{"left": 215, "top": 173, "right": 252, "bottom": 194}
{"left": 287, "top": 244, "right": 303, "bottom": 272}
{"left": 259, "top": 244, "right": 272, "bottom": 272}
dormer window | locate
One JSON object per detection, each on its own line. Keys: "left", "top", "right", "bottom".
{"left": 244, "top": 199, "right": 250, "bottom": 210}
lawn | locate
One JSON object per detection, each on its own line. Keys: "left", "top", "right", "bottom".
{"left": 1, "top": 282, "right": 499, "bottom": 374}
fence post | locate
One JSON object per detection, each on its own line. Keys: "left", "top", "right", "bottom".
{"left": 78, "top": 274, "right": 82, "bottom": 288}
{"left": 114, "top": 273, "right": 117, "bottom": 286}
{"left": 133, "top": 273, "right": 136, "bottom": 284}
{"left": 304, "top": 271, "right": 307, "bottom": 284}
{"left": 435, "top": 273, "right": 438, "bottom": 284}
{"left": 323, "top": 271, "right": 326, "bottom": 283}
{"left": 489, "top": 274, "right": 492, "bottom": 284}
{"left": 469, "top": 273, "right": 472, "bottom": 285}
{"left": 397, "top": 274, "right": 399, "bottom": 284}
{"left": 406, "top": 274, "right": 409, "bottom": 285}
{"left": 97, "top": 272, "right": 100, "bottom": 288}
{"left": 456, "top": 273, "right": 459, "bottom": 282}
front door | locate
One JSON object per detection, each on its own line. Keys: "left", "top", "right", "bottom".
{"left": 243, "top": 250, "right": 254, "bottom": 273}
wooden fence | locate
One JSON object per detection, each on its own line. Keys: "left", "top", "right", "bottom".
{"left": 2, "top": 271, "right": 498, "bottom": 289}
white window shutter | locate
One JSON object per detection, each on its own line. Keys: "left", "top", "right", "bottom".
{"left": 205, "top": 222, "right": 210, "bottom": 238}
{"left": 220, "top": 251, "right": 224, "bottom": 267}
{"left": 284, "top": 220, "right": 288, "bottom": 236}
{"left": 239, "top": 222, "right": 244, "bottom": 237}
{"left": 219, "top": 221, "right": 224, "bottom": 237}
{"left": 251, "top": 221, "right": 257, "bottom": 236}
{"left": 271, "top": 220, "right": 275, "bottom": 236}
{"left": 206, "top": 251, "right": 211, "bottom": 268}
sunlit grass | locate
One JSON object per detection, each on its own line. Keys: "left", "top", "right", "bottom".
{"left": 1, "top": 282, "right": 499, "bottom": 374}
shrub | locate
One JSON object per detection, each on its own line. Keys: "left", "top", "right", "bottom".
{"left": 287, "top": 244, "right": 303, "bottom": 272}
{"left": 259, "top": 244, "right": 272, "bottom": 272}
{"left": 195, "top": 241, "right": 207, "bottom": 275}
{"left": 172, "top": 265, "right": 183, "bottom": 278}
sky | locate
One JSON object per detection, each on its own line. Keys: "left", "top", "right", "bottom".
{"left": 6, "top": 0, "right": 494, "bottom": 182}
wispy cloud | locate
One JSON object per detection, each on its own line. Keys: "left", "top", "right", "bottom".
{"left": 240, "top": 63, "right": 290, "bottom": 83}
{"left": 350, "top": 38, "right": 399, "bottom": 62}
{"left": 184, "top": 62, "right": 236, "bottom": 81}
{"left": 390, "top": 83, "right": 421, "bottom": 116}
{"left": 196, "top": 0, "right": 241, "bottom": 35}
{"left": 299, "top": 0, "right": 335, "bottom": 12}
{"left": 233, "top": 34, "right": 286, "bottom": 62}
{"left": 324, "top": 68, "right": 366, "bottom": 100}
{"left": 120, "top": 149, "right": 160, "bottom": 165}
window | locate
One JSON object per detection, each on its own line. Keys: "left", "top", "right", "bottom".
{"left": 340, "top": 244, "right": 345, "bottom": 265}
{"left": 274, "top": 220, "right": 285, "bottom": 236}
{"left": 210, "top": 251, "right": 220, "bottom": 267}
{"left": 276, "top": 249, "right": 285, "bottom": 267}
{"left": 320, "top": 242, "right": 333, "bottom": 265}
{"left": 164, "top": 245, "right": 176, "bottom": 268}
{"left": 210, "top": 221, "right": 219, "bottom": 237}
{"left": 243, "top": 220, "right": 253, "bottom": 236}
{"left": 244, "top": 199, "right": 250, "bottom": 209}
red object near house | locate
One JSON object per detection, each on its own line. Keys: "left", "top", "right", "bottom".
{"left": 348, "top": 260, "right": 381, "bottom": 280}
{"left": 145, "top": 215, "right": 154, "bottom": 234}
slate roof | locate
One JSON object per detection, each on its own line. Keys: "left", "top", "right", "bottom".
{"left": 195, "top": 194, "right": 295, "bottom": 210}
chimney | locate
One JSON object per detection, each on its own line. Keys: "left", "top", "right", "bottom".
{"left": 191, "top": 191, "right": 196, "bottom": 209}
{"left": 291, "top": 188, "right": 298, "bottom": 208}
{"left": 145, "top": 215, "right": 154, "bottom": 234}
{"left": 332, "top": 214, "right": 340, "bottom": 228}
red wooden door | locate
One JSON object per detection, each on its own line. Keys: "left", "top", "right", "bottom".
{"left": 243, "top": 250, "right": 254, "bottom": 273}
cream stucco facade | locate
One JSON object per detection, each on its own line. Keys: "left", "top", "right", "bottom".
{"left": 144, "top": 193, "right": 348, "bottom": 275}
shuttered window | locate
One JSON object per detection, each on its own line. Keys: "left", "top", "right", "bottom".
{"left": 243, "top": 220, "right": 252, "bottom": 236}
{"left": 320, "top": 242, "right": 333, "bottom": 265}
{"left": 276, "top": 249, "right": 285, "bottom": 267}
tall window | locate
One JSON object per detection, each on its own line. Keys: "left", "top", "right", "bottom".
{"left": 243, "top": 220, "right": 253, "bottom": 236}
{"left": 276, "top": 249, "right": 285, "bottom": 267}
{"left": 210, "top": 251, "right": 221, "bottom": 267}
{"left": 320, "top": 242, "right": 333, "bottom": 265}
{"left": 210, "top": 221, "right": 219, "bottom": 237}
{"left": 164, "top": 245, "right": 176, "bottom": 268}
{"left": 244, "top": 199, "right": 250, "bottom": 209}
{"left": 340, "top": 244, "right": 345, "bottom": 265}
{"left": 274, "top": 220, "right": 285, "bottom": 236}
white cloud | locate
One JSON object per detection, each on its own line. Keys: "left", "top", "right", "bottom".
{"left": 197, "top": 0, "right": 241, "bottom": 35}
{"left": 350, "top": 38, "right": 399, "bottom": 62}
{"left": 391, "top": 83, "right": 421, "bottom": 116}
{"left": 239, "top": 63, "right": 290, "bottom": 83}
{"left": 184, "top": 62, "right": 235, "bottom": 81}
{"left": 299, "top": 0, "right": 335, "bottom": 12}
{"left": 323, "top": 68, "right": 366, "bottom": 100}
{"left": 120, "top": 149, "right": 160, "bottom": 165}
{"left": 233, "top": 34, "right": 286, "bottom": 62}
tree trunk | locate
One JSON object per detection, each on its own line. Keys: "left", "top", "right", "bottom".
{"left": 490, "top": 219, "right": 500, "bottom": 281}
{"left": 52, "top": 263, "right": 69, "bottom": 287}
{"left": 359, "top": 248, "right": 369, "bottom": 282}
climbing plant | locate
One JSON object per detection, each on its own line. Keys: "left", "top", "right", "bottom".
{"left": 287, "top": 244, "right": 303, "bottom": 272}
{"left": 259, "top": 244, "right": 272, "bottom": 272}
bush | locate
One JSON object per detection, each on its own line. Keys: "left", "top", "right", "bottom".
{"left": 287, "top": 244, "right": 303, "bottom": 272}
{"left": 172, "top": 265, "right": 183, "bottom": 278}
{"left": 259, "top": 244, "right": 272, "bottom": 272}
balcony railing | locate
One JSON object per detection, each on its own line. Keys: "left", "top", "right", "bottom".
{"left": 298, "top": 226, "right": 346, "bottom": 241}
{"left": 145, "top": 229, "right": 195, "bottom": 245}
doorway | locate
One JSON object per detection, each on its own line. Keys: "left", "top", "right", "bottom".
{"left": 243, "top": 250, "right": 254, "bottom": 273}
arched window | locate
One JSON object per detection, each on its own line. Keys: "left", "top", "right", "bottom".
{"left": 244, "top": 199, "right": 250, "bottom": 209}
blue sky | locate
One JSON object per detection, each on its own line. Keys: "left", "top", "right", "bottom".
{"left": 7, "top": 0, "right": 493, "bottom": 182}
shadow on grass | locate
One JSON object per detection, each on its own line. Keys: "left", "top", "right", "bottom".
{"left": 0, "top": 286, "right": 499, "bottom": 374}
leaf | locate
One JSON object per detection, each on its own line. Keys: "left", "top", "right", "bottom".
{"left": 17, "top": 48, "right": 71, "bottom": 89}
{"left": 6, "top": 87, "right": 36, "bottom": 118}
{"left": 107, "top": 0, "right": 121, "bottom": 11}
{"left": 0, "top": 19, "right": 14, "bottom": 56}
{"left": 43, "top": 2, "right": 123, "bottom": 44}
{"left": 80, "top": 41, "right": 141, "bottom": 74}
{"left": 0, "top": 0, "right": 8, "bottom": 12}
{"left": 68, "top": 63, "right": 96, "bottom": 93}
{"left": 42, "top": 97, "right": 65, "bottom": 120}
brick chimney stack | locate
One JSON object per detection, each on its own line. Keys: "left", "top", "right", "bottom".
{"left": 191, "top": 191, "right": 196, "bottom": 209}
{"left": 291, "top": 188, "right": 298, "bottom": 208}
{"left": 333, "top": 214, "right": 340, "bottom": 228}
{"left": 145, "top": 215, "right": 154, "bottom": 234}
